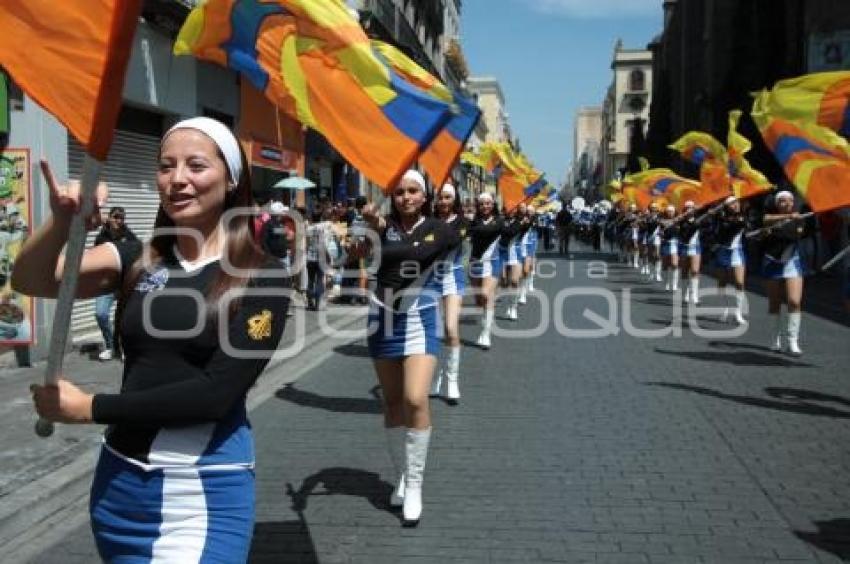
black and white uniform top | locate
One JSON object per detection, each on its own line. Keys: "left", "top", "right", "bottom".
{"left": 761, "top": 218, "right": 808, "bottom": 262}
{"left": 498, "top": 216, "right": 524, "bottom": 249}
{"left": 678, "top": 214, "right": 701, "bottom": 247}
{"left": 443, "top": 214, "right": 471, "bottom": 270}
{"left": 715, "top": 212, "right": 748, "bottom": 250}
{"left": 372, "top": 216, "right": 459, "bottom": 311}
{"left": 92, "top": 241, "right": 290, "bottom": 471}
{"left": 644, "top": 213, "right": 661, "bottom": 244}
{"left": 468, "top": 215, "right": 504, "bottom": 262}
{"left": 660, "top": 220, "right": 680, "bottom": 243}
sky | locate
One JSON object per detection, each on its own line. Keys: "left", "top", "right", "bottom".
{"left": 461, "top": 0, "right": 663, "bottom": 186}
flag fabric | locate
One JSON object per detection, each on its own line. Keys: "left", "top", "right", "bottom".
{"left": 0, "top": 72, "right": 9, "bottom": 136}
{"left": 669, "top": 131, "right": 731, "bottom": 203}
{"left": 754, "top": 71, "right": 850, "bottom": 138}
{"left": 0, "top": 1, "right": 143, "bottom": 160}
{"left": 372, "top": 40, "right": 482, "bottom": 188}
{"left": 752, "top": 90, "right": 850, "bottom": 212}
{"left": 175, "top": 0, "right": 453, "bottom": 191}
{"left": 727, "top": 110, "right": 773, "bottom": 199}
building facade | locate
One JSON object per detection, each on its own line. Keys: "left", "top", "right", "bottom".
{"left": 600, "top": 41, "right": 653, "bottom": 186}
{"left": 466, "top": 76, "right": 511, "bottom": 144}
{"left": 571, "top": 106, "right": 603, "bottom": 200}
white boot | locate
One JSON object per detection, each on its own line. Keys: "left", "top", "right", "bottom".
{"left": 654, "top": 262, "right": 663, "bottom": 283}
{"left": 671, "top": 269, "right": 680, "bottom": 292}
{"left": 476, "top": 309, "right": 493, "bottom": 349}
{"left": 445, "top": 346, "right": 461, "bottom": 405}
{"left": 786, "top": 312, "right": 803, "bottom": 356}
{"left": 734, "top": 290, "right": 747, "bottom": 325}
{"left": 429, "top": 354, "right": 444, "bottom": 397}
{"left": 528, "top": 272, "right": 535, "bottom": 292}
{"left": 719, "top": 287, "right": 730, "bottom": 322}
{"left": 683, "top": 282, "right": 691, "bottom": 304}
{"left": 518, "top": 279, "right": 528, "bottom": 305}
{"left": 385, "top": 427, "right": 406, "bottom": 508}
{"left": 770, "top": 312, "right": 786, "bottom": 352}
{"left": 632, "top": 252, "right": 639, "bottom": 268}
{"left": 402, "top": 427, "right": 431, "bottom": 526}
{"left": 664, "top": 269, "right": 672, "bottom": 291}
{"left": 507, "top": 295, "right": 519, "bottom": 320}
{"left": 690, "top": 278, "right": 700, "bottom": 305}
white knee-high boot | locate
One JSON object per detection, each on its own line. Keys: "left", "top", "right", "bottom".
{"left": 429, "top": 351, "right": 444, "bottom": 397}
{"left": 385, "top": 427, "right": 406, "bottom": 507}
{"left": 654, "top": 261, "right": 662, "bottom": 282}
{"left": 786, "top": 312, "right": 803, "bottom": 356}
{"left": 518, "top": 277, "right": 528, "bottom": 304}
{"left": 476, "top": 308, "right": 494, "bottom": 349}
{"left": 734, "top": 290, "right": 747, "bottom": 325}
{"left": 671, "top": 268, "right": 680, "bottom": 292}
{"left": 664, "top": 268, "right": 672, "bottom": 291}
{"left": 507, "top": 292, "right": 519, "bottom": 320}
{"left": 528, "top": 270, "right": 535, "bottom": 292}
{"left": 690, "top": 277, "right": 700, "bottom": 304}
{"left": 445, "top": 346, "right": 461, "bottom": 404}
{"left": 770, "top": 312, "right": 786, "bottom": 352}
{"left": 402, "top": 427, "right": 431, "bottom": 525}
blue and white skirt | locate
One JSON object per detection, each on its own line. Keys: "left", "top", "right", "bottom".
{"left": 469, "top": 254, "right": 501, "bottom": 279}
{"left": 679, "top": 241, "right": 702, "bottom": 257}
{"left": 367, "top": 303, "right": 441, "bottom": 359}
{"left": 90, "top": 447, "right": 255, "bottom": 564}
{"left": 762, "top": 252, "right": 803, "bottom": 280}
{"left": 441, "top": 265, "right": 467, "bottom": 296}
{"left": 661, "top": 239, "right": 679, "bottom": 257}
{"left": 500, "top": 244, "right": 520, "bottom": 267}
{"left": 715, "top": 246, "right": 745, "bottom": 268}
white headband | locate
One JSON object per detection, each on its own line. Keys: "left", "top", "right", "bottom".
{"left": 401, "top": 169, "right": 427, "bottom": 191}
{"left": 666, "top": 205, "right": 675, "bottom": 212}
{"left": 441, "top": 183, "right": 456, "bottom": 198}
{"left": 165, "top": 117, "right": 242, "bottom": 184}
{"left": 724, "top": 195, "right": 738, "bottom": 205}
{"left": 684, "top": 200, "right": 695, "bottom": 208}
{"left": 775, "top": 190, "right": 794, "bottom": 201}
{"left": 478, "top": 192, "right": 494, "bottom": 202}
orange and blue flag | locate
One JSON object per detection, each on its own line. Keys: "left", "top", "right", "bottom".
{"left": 754, "top": 71, "right": 850, "bottom": 138}
{"left": 175, "top": 0, "right": 453, "bottom": 190}
{"left": 727, "top": 110, "right": 773, "bottom": 199}
{"left": 669, "top": 131, "right": 731, "bottom": 203}
{"left": 0, "top": 1, "right": 143, "bottom": 160}
{"left": 372, "top": 40, "right": 482, "bottom": 188}
{"left": 752, "top": 89, "right": 850, "bottom": 212}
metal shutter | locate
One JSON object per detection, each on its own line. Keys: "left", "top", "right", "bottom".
{"left": 68, "top": 130, "right": 161, "bottom": 339}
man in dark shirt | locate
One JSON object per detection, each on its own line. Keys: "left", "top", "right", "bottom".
{"left": 93, "top": 207, "right": 140, "bottom": 361}
{"left": 556, "top": 207, "right": 573, "bottom": 255}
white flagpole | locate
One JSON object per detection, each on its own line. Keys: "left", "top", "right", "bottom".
{"left": 821, "top": 243, "right": 850, "bottom": 272}
{"left": 35, "top": 155, "right": 104, "bottom": 437}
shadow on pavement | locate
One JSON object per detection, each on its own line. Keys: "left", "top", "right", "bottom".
{"left": 332, "top": 343, "right": 371, "bottom": 358}
{"left": 653, "top": 347, "right": 815, "bottom": 368}
{"left": 288, "top": 469, "right": 397, "bottom": 517}
{"left": 276, "top": 383, "right": 382, "bottom": 415}
{"left": 646, "top": 382, "right": 850, "bottom": 419}
{"left": 250, "top": 519, "right": 318, "bottom": 564}
{"left": 794, "top": 519, "right": 850, "bottom": 561}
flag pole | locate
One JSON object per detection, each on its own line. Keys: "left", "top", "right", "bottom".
{"left": 821, "top": 243, "right": 850, "bottom": 272}
{"left": 35, "top": 156, "right": 104, "bottom": 437}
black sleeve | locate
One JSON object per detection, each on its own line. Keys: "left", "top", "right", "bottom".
{"left": 111, "top": 239, "right": 143, "bottom": 282}
{"left": 91, "top": 273, "right": 290, "bottom": 426}
{"left": 94, "top": 228, "right": 109, "bottom": 247}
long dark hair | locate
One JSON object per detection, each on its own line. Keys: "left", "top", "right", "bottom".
{"left": 432, "top": 187, "right": 463, "bottom": 219}
{"left": 115, "top": 136, "right": 265, "bottom": 354}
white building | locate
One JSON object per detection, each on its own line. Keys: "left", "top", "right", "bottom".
{"left": 466, "top": 76, "right": 510, "bottom": 144}
{"left": 571, "top": 106, "right": 603, "bottom": 197}
{"left": 600, "top": 40, "right": 653, "bottom": 185}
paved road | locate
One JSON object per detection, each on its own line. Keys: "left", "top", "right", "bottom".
{"left": 21, "top": 248, "right": 850, "bottom": 563}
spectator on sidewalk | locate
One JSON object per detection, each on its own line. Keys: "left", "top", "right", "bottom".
{"left": 305, "top": 208, "right": 334, "bottom": 310}
{"left": 92, "top": 207, "right": 139, "bottom": 361}
{"left": 17, "top": 117, "right": 289, "bottom": 562}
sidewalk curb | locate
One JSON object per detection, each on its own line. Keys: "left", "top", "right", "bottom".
{"left": 0, "top": 307, "right": 367, "bottom": 562}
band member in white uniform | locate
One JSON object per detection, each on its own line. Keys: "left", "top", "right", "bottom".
{"left": 678, "top": 201, "right": 704, "bottom": 304}
{"left": 659, "top": 205, "right": 680, "bottom": 292}
{"left": 430, "top": 183, "right": 469, "bottom": 404}
{"left": 761, "top": 191, "right": 808, "bottom": 355}
{"left": 357, "top": 170, "right": 458, "bottom": 526}
{"left": 468, "top": 193, "right": 504, "bottom": 349}
{"left": 713, "top": 196, "right": 749, "bottom": 325}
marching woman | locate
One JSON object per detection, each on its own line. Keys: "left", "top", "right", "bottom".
{"left": 18, "top": 117, "right": 290, "bottom": 562}
{"left": 429, "top": 183, "right": 469, "bottom": 405}
{"left": 519, "top": 205, "right": 538, "bottom": 304}
{"left": 355, "top": 170, "right": 458, "bottom": 526}
{"left": 714, "top": 195, "right": 749, "bottom": 325}
{"left": 626, "top": 203, "right": 640, "bottom": 268}
{"left": 468, "top": 193, "right": 504, "bottom": 350}
{"left": 499, "top": 205, "right": 526, "bottom": 321}
{"left": 761, "top": 191, "right": 809, "bottom": 355}
{"left": 659, "top": 204, "right": 680, "bottom": 292}
{"left": 678, "top": 200, "right": 704, "bottom": 305}
{"left": 646, "top": 203, "right": 663, "bottom": 283}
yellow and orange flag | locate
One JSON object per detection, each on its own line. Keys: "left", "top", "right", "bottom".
{"left": 0, "top": 1, "right": 143, "bottom": 160}
{"left": 175, "top": 0, "right": 453, "bottom": 191}
{"left": 727, "top": 110, "right": 773, "bottom": 199}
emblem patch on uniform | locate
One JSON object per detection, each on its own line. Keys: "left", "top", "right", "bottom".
{"left": 135, "top": 268, "right": 169, "bottom": 293}
{"left": 386, "top": 227, "right": 402, "bottom": 242}
{"left": 459, "top": 228, "right": 467, "bottom": 237}
{"left": 423, "top": 233, "right": 435, "bottom": 242}
{"left": 247, "top": 310, "right": 273, "bottom": 341}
